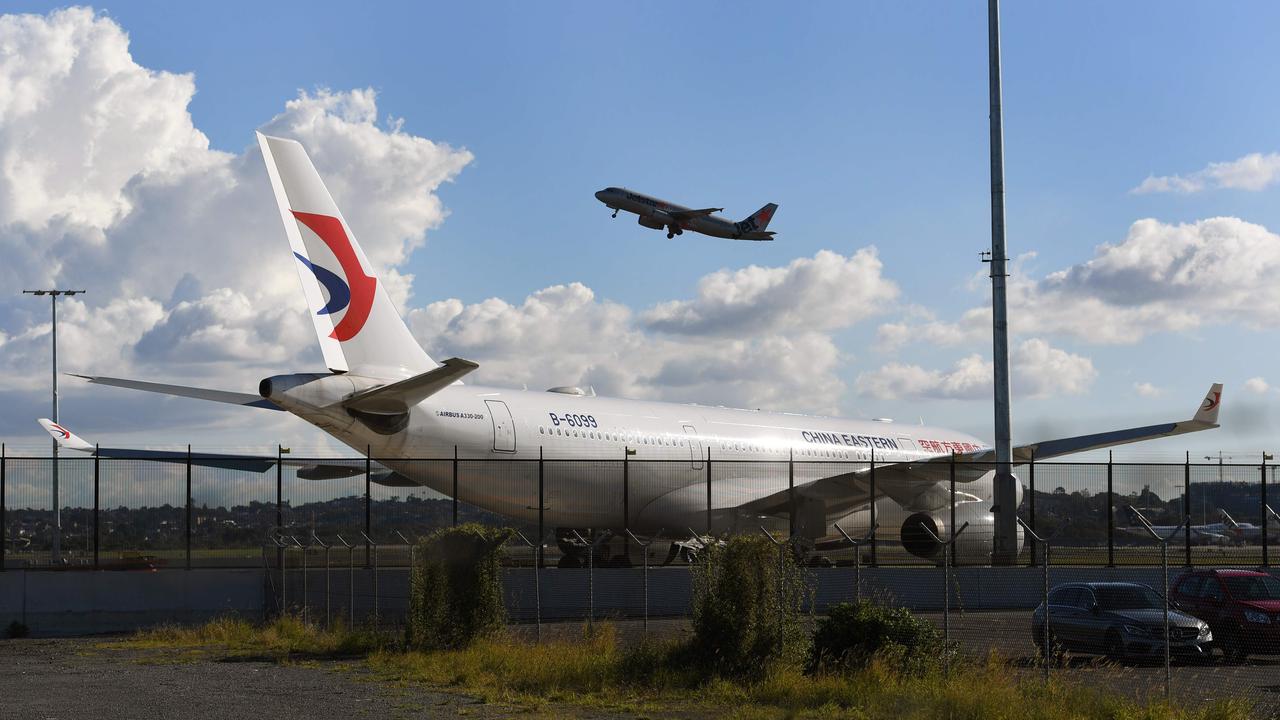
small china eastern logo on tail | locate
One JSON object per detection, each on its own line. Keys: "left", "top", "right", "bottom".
{"left": 290, "top": 211, "right": 376, "bottom": 341}
{"left": 49, "top": 422, "right": 71, "bottom": 439}
{"left": 1202, "top": 391, "right": 1220, "bottom": 412}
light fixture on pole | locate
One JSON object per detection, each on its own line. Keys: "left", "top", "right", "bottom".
{"left": 22, "top": 289, "right": 85, "bottom": 565}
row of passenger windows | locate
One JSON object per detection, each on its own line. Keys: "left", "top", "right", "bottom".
{"left": 534, "top": 424, "right": 874, "bottom": 459}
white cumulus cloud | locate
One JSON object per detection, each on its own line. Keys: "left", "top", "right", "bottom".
{"left": 0, "top": 8, "right": 473, "bottom": 398}
{"left": 855, "top": 338, "right": 1096, "bottom": 401}
{"left": 1133, "top": 382, "right": 1163, "bottom": 398}
{"left": 1132, "top": 152, "right": 1280, "bottom": 194}
{"left": 1244, "top": 377, "right": 1270, "bottom": 395}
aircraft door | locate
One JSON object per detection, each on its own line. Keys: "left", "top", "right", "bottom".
{"left": 484, "top": 400, "right": 516, "bottom": 453}
{"left": 683, "top": 425, "right": 704, "bottom": 470}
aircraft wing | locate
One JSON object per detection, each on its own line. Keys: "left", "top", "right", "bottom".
{"left": 36, "top": 419, "right": 418, "bottom": 486}
{"left": 735, "top": 383, "right": 1223, "bottom": 518}
{"left": 667, "top": 207, "right": 722, "bottom": 221}
{"left": 68, "top": 373, "right": 282, "bottom": 411}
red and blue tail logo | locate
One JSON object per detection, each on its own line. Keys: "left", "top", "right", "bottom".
{"left": 291, "top": 211, "right": 376, "bottom": 341}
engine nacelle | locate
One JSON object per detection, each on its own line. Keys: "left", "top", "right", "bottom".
{"left": 898, "top": 475, "right": 1023, "bottom": 564}
{"left": 638, "top": 215, "right": 666, "bottom": 230}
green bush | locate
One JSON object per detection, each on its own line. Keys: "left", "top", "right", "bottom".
{"left": 406, "top": 524, "right": 512, "bottom": 650}
{"left": 688, "top": 533, "right": 810, "bottom": 677}
{"left": 808, "top": 600, "right": 945, "bottom": 675}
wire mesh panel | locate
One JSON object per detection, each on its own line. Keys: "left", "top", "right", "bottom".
{"left": 1110, "top": 463, "right": 1187, "bottom": 566}
{"left": 281, "top": 459, "right": 365, "bottom": 546}
{"left": 1028, "top": 463, "right": 1110, "bottom": 565}
{"left": 98, "top": 458, "right": 186, "bottom": 569}
{"left": 3, "top": 457, "right": 95, "bottom": 568}
{"left": 1187, "top": 462, "right": 1264, "bottom": 566}
{"left": 189, "top": 461, "right": 277, "bottom": 568}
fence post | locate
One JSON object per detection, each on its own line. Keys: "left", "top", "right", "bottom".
{"left": 1106, "top": 451, "right": 1114, "bottom": 567}
{"left": 835, "top": 522, "right": 876, "bottom": 603}
{"left": 788, "top": 448, "right": 796, "bottom": 538}
{"left": 538, "top": 447, "right": 544, "bottom": 570}
{"left": 706, "top": 447, "right": 712, "bottom": 534}
{"left": 914, "top": 520, "right": 968, "bottom": 677}
{"left": 452, "top": 445, "right": 458, "bottom": 527}
{"left": 313, "top": 532, "right": 330, "bottom": 629}
{"left": 93, "top": 445, "right": 99, "bottom": 571}
{"left": 1184, "top": 451, "right": 1192, "bottom": 567}
{"left": 869, "top": 448, "right": 878, "bottom": 567}
{"left": 185, "top": 445, "right": 192, "bottom": 571}
{"left": 275, "top": 445, "right": 283, "bottom": 573}
{"left": 2, "top": 443, "right": 6, "bottom": 573}
{"left": 1262, "top": 455, "right": 1269, "bottom": 568}
{"left": 623, "top": 447, "right": 630, "bottom": 563}
{"left": 1028, "top": 451, "right": 1036, "bottom": 566}
{"left": 1016, "top": 517, "right": 1050, "bottom": 684}
{"left": 361, "top": 531, "right": 379, "bottom": 628}
{"left": 625, "top": 529, "right": 655, "bottom": 638}
{"left": 364, "top": 446, "right": 372, "bottom": 568}
{"left": 949, "top": 452, "right": 956, "bottom": 567}
{"left": 336, "top": 534, "right": 354, "bottom": 628}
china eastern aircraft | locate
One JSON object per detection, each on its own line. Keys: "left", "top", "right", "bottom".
{"left": 40, "top": 133, "right": 1224, "bottom": 565}
{"left": 594, "top": 187, "right": 778, "bottom": 240}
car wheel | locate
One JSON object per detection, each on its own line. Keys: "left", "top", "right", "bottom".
{"left": 1220, "top": 625, "right": 1248, "bottom": 665}
{"left": 1104, "top": 630, "right": 1126, "bottom": 663}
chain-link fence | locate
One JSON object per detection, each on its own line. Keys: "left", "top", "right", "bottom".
{"left": 2, "top": 452, "right": 1275, "bottom": 570}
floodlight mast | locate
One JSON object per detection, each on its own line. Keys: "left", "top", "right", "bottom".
{"left": 986, "top": 0, "right": 1018, "bottom": 565}
{"left": 22, "top": 289, "right": 85, "bottom": 564}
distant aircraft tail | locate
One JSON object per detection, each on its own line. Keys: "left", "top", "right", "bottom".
{"left": 256, "top": 133, "right": 434, "bottom": 378}
{"left": 740, "top": 203, "right": 778, "bottom": 232}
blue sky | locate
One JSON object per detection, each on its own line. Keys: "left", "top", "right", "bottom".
{"left": 2, "top": 2, "right": 1279, "bottom": 458}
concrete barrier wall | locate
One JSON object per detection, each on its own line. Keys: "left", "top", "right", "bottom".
{"left": 4, "top": 565, "right": 1277, "bottom": 636}
{"left": 0, "top": 570, "right": 265, "bottom": 636}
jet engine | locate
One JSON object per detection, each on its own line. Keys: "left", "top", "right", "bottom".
{"left": 637, "top": 216, "right": 666, "bottom": 230}
{"left": 829, "top": 471, "right": 1023, "bottom": 564}
{"left": 897, "top": 474, "right": 1023, "bottom": 564}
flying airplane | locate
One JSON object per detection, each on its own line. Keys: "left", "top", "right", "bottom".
{"left": 40, "top": 133, "right": 1224, "bottom": 565}
{"left": 594, "top": 187, "right": 778, "bottom": 240}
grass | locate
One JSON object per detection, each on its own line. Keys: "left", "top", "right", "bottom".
{"left": 108, "top": 619, "right": 1250, "bottom": 720}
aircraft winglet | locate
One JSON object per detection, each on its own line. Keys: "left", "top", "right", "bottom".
{"left": 1192, "top": 382, "right": 1224, "bottom": 425}
{"left": 37, "top": 418, "right": 94, "bottom": 452}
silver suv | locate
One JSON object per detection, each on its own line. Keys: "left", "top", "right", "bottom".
{"left": 1032, "top": 582, "right": 1212, "bottom": 661}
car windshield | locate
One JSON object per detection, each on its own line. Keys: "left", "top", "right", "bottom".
{"left": 1223, "top": 575, "right": 1280, "bottom": 600}
{"left": 1095, "top": 586, "right": 1161, "bottom": 610}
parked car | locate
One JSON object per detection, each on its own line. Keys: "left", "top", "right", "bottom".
{"left": 1032, "top": 582, "right": 1212, "bottom": 661}
{"left": 1171, "top": 569, "right": 1280, "bottom": 663}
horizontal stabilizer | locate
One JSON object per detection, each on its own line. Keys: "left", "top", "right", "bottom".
{"left": 343, "top": 357, "right": 479, "bottom": 414}
{"left": 69, "top": 374, "right": 281, "bottom": 411}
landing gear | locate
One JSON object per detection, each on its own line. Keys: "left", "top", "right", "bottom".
{"left": 611, "top": 209, "right": 618, "bottom": 218}
{"left": 667, "top": 231, "right": 675, "bottom": 239}
{"left": 666, "top": 225, "right": 683, "bottom": 239}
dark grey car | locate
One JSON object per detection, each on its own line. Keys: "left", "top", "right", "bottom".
{"left": 1032, "top": 582, "right": 1212, "bottom": 660}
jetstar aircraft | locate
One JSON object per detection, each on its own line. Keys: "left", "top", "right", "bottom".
{"left": 40, "top": 133, "right": 1224, "bottom": 564}
{"left": 594, "top": 187, "right": 778, "bottom": 241}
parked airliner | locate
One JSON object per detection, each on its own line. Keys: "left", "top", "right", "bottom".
{"left": 594, "top": 187, "right": 778, "bottom": 240}
{"left": 41, "top": 133, "right": 1223, "bottom": 565}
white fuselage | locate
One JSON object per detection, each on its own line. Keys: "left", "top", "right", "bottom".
{"left": 269, "top": 376, "right": 988, "bottom": 538}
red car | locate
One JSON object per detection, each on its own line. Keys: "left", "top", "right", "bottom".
{"left": 1171, "top": 569, "right": 1280, "bottom": 662}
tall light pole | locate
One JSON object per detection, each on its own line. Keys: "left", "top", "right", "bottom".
{"left": 23, "top": 289, "right": 84, "bottom": 564}
{"left": 986, "top": 0, "right": 1018, "bottom": 565}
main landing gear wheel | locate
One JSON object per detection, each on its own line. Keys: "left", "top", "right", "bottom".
{"left": 666, "top": 231, "right": 675, "bottom": 239}
{"left": 611, "top": 209, "right": 618, "bottom": 218}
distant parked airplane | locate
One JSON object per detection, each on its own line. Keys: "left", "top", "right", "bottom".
{"left": 594, "top": 187, "right": 777, "bottom": 241}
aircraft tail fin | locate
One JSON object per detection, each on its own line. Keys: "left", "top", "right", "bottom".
{"left": 740, "top": 203, "right": 779, "bottom": 232}
{"left": 256, "top": 132, "right": 434, "bottom": 379}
